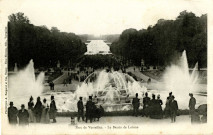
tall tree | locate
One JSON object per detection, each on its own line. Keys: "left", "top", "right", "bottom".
{"left": 8, "top": 12, "right": 87, "bottom": 70}
{"left": 110, "top": 11, "right": 207, "bottom": 68}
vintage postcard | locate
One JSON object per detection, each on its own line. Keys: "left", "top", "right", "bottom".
{"left": 0, "top": 0, "right": 213, "bottom": 134}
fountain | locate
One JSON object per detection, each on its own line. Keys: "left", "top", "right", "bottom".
{"left": 161, "top": 50, "right": 205, "bottom": 109}
{"left": 8, "top": 60, "right": 45, "bottom": 108}
{"left": 72, "top": 70, "right": 147, "bottom": 112}
{"left": 8, "top": 52, "right": 206, "bottom": 112}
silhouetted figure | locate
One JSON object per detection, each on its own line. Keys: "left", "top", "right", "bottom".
{"left": 51, "top": 82, "right": 55, "bottom": 90}
{"left": 147, "top": 78, "right": 151, "bottom": 84}
{"left": 49, "top": 82, "right": 51, "bottom": 90}
{"left": 164, "top": 97, "right": 170, "bottom": 118}
{"left": 77, "top": 97, "right": 84, "bottom": 122}
{"left": 142, "top": 92, "right": 150, "bottom": 117}
{"left": 99, "top": 105, "right": 105, "bottom": 117}
{"left": 189, "top": 93, "right": 196, "bottom": 116}
{"left": 63, "top": 79, "right": 68, "bottom": 87}
{"left": 167, "top": 92, "right": 173, "bottom": 116}
{"left": 8, "top": 102, "right": 18, "bottom": 125}
{"left": 28, "top": 96, "right": 34, "bottom": 122}
{"left": 49, "top": 81, "right": 54, "bottom": 90}
{"left": 92, "top": 102, "right": 98, "bottom": 121}
{"left": 170, "top": 96, "right": 178, "bottom": 123}
{"left": 94, "top": 105, "right": 103, "bottom": 121}
{"left": 69, "top": 77, "right": 72, "bottom": 84}
{"left": 50, "top": 96, "right": 57, "bottom": 123}
{"left": 132, "top": 93, "right": 140, "bottom": 117}
{"left": 34, "top": 97, "right": 42, "bottom": 123}
{"left": 52, "top": 82, "right": 55, "bottom": 90}
{"left": 156, "top": 95, "right": 163, "bottom": 119}
{"left": 150, "top": 94, "right": 158, "bottom": 119}
{"left": 41, "top": 98, "right": 50, "bottom": 123}
{"left": 18, "top": 104, "right": 29, "bottom": 126}
{"left": 86, "top": 96, "right": 94, "bottom": 123}
{"left": 167, "top": 92, "right": 173, "bottom": 101}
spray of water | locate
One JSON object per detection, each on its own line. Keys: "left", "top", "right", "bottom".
{"left": 163, "top": 50, "right": 199, "bottom": 109}
{"left": 8, "top": 60, "right": 45, "bottom": 107}
{"left": 8, "top": 52, "right": 204, "bottom": 111}
{"left": 74, "top": 70, "right": 147, "bottom": 111}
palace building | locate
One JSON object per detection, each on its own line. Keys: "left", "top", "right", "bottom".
{"left": 85, "top": 40, "right": 112, "bottom": 55}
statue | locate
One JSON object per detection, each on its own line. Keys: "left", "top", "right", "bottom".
{"left": 14, "top": 63, "right": 18, "bottom": 72}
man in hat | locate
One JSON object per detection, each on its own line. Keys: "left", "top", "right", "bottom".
{"left": 17, "top": 104, "right": 29, "bottom": 125}
{"left": 149, "top": 94, "right": 157, "bottom": 118}
{"left": 8, "top": 102, "right": 18, "bottom": 125}
{"left": 167, "top": 92, "right": 173, "bottom": 116}
{"left": 132, "top": 93, "right": 140, "bottom": 117}
{"left": 170, "top": 96, "right": 178, "bottom": 123}
{"left": 86, "top": 96, "right": 94, "bottom": 123}
{"left": 49, "top": 95, "right": 57, "bottom": 123}
{"left": 77, "top": 97, "right": 84, "bottom": 122}
{"left": 167, "top": 92, "right": 173, "bottom": 102}
{"left": 142, "top": 92, "right": 150, "bottom": 117}
{"left": 189, "top": 93, "right": 196, "bottom": 122}
{"left": 189, "top": 93, "right": 198, "bottom": 123}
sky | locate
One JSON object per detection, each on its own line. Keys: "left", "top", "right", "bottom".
{"left": 1, "top": 0, "right": 209, "bottom": 35}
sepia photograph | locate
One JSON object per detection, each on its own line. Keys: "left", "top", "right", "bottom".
{"left": 0, "top": 0, "right": 212, "bottom": 134}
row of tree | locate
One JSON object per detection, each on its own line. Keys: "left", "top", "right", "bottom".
{"left": 8, "top": 12, "right": 87, "bottom": 70}
{"left": 110, "top": 11, "right": 207, "bottom": 69}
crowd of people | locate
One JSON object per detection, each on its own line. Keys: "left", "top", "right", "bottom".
{"left": 77, "top": 96, "right": 104, "bottom": 123}
{"left": 8, "top": 90, "right": 202, "bottom": 126}
{"left": 132, "top": 92, "right": 199, "bottom": 123}
{"left": 8, "top": 96, "right": 57, "bottom": 126}
{"left": 49, "top": 67, "right": 96, "bottom": 90}
{"left": 132, "top": 92, "right": 168, "bottom": 119}
{"left": 63, "top": 69, "right": 96, "bottom": 87}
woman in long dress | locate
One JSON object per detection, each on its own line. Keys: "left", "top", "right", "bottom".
{"left": 156, "top": 94, "right": 163, "bottom": 119}
{"left": 41, "top": 98, "right": 50, "bottom": 124}
{"left": 49, "top": 96, "right": 57, "bottom": 123}
{"left": 28, "top": 96, "right": 35, "bottom": 123}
